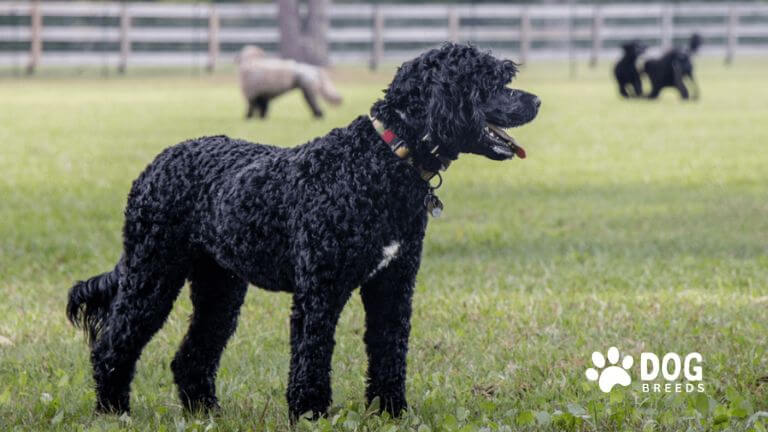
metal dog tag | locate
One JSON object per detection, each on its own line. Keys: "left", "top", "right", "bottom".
{"left": 425, "top": 192, "right": 444, "bottom": 218}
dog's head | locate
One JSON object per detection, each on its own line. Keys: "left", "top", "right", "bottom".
{"left": 235, "top": 45, "right": 265, "bottom": 65}
{"left": 371, "top": 43, "right": 540, "bottom": 166}
{"left": 621, "top": 40, "right": 647, "bottom": 57}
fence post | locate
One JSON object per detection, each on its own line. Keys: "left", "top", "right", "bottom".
{"left": 520, "top": 7, "right": 530, "bottom": 65}
{"left": 370, "top": 5, "right": 383, "bottom": 70}
{"left": 448, "top": 7, "right": 459, "bottom": 43}
{"left": 566, "top": 2, "right": 575, "bottom": 79}
{"left": 725, "top": 6, "right": 738, "bottom": 64}
{"left": 118, "top": 4, "right": 131, "bottom": 74}
{"left": 207, "top": 7, "right": 219, "bottom": 73}
{"left": 661, "top": 4, "right": 673, "bottom": 51}
{"left": 26, "top": 0, "right": 42, "bottom": 75}
{"left": 590, "top": 5, "right": 602, "bottom": 67}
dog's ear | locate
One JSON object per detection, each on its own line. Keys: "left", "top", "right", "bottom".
{"left": 423, "top": 75, "right": 482, "bottom": 160}
{"left": 375, "top": 60, "right": 428, "bottom": 126}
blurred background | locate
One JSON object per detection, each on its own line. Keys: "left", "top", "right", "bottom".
{"left": 1, "top": 0, "right": 767, "bottom": 76}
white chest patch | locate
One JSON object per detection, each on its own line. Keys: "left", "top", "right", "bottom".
{"left": 367, "top": 241, "right": 401, "bottom": 279}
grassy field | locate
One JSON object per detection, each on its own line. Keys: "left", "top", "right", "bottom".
{"left": 1, "top": 58, "right": 767, "bottom": 431}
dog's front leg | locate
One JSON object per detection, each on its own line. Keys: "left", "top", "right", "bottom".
{"left": 360, "top": 252, "right": 418, "bottom": 417}
{"left": 673, "top": 64, "right": 690, "bottom": 100}
{"left": 286, "top": 283, "right": 350, "bottom": 422}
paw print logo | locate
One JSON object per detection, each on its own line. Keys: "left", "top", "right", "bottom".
{"left": 585, "top": 347, "right": 633, "bottom": 393}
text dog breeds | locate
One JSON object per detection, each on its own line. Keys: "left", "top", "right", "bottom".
{"left": 639, "top": 352, "right": 704, "bottom": 393}
{"left": 585, "top": 347, "right": 704, "bottom": 393}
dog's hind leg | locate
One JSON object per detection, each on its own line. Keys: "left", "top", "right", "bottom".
{"left": 171, "top": 256, "right": 248, "bottom": 412}
{"left": 298, "top": 84, "right": 324, "bottom": 118}
{"left": 360, "top": 248, "right": 417, "bottom": 417}
{"left": 89, "top": 256, "right": 187, "bottom": 414}
{"left": 631, "top": 77, "right": 643, "bottom": 97}
{"left": 673, "top": 65, "right": 689, "bottom": 100}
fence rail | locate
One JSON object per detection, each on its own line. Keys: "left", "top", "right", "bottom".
{"left": 1, "top": 1, "right": 768, "bottom": 73}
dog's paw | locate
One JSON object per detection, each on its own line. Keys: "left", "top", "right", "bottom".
{"left": 585, "top": 346, "right": 633, "bottom": 393}
{"left": 381, "top": 398, "right": 408, "bottom": 418}
{"left": 95, "top": 397, "right": 130, "bottom": 415}
{"left": 180, "top": 395, "right": 221, "bottom": 414}
{"left": 287, "top": 387, "right": 331, "bottom": 423}
{"left": 366, "top": 394, "right": 407, "bottom": 417}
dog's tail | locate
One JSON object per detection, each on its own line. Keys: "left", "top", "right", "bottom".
{"left": 66, "top": 261, "right": 121, "bottom": 346}
{"left": 317, "top": 69, "right": 343, "bottom": 106}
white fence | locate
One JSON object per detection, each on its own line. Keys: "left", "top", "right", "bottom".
{"left": 1, "top": 1, "right": 768, "bottom": 73}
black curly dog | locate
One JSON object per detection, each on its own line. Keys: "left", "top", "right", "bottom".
{"left": 614, "top": 40, "right": 647, "bottom": 98}
{"left": 67, "top": 43, "right": 540, "bottom": 420}
{"left": 644, "top": 34, "right": 702, "bottom": 100}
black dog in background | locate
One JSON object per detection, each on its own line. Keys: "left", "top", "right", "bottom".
{"left": 614, "top": 41, "right": 647, "bottom": 98}
{"left": 644, "top": 34, "right": 702, "bottom": 100}
{"left": 67, "top": 44, "right": 540, "bottom": 421}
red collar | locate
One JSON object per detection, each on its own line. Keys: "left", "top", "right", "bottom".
{"left": 370, "top": 116, "right": 450, "bottom": 182}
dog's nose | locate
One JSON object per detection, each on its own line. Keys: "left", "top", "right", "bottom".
{"left": 532, "top": 96, "right": 541, "bottom": 109}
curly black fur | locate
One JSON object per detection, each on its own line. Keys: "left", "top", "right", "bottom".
{"left": 614, "top": 40, "right": 647, "bottom": 98}
{"left": 67, "top": 43, "right": 540, "bottom": 420}
{"left": 644, "top": 34, "right": 702, "bottom": 100}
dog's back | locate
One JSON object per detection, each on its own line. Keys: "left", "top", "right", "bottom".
{"left": 643, "top": 56, "right": 667, "bottom": 84}
{"left": 238, "top": 56, "right": 299, "bottom": 99}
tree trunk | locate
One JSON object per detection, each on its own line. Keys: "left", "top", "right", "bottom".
{"left": 305, "top": 0, "right": 329, "bottom": 66}
{"left": 277, "top": 0, "right": 330, "bottom": 66}
{"left": 278, "top": 0, "right": 303, "bottom": 61}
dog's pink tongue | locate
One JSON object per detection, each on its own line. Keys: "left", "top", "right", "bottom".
{"left": 515, "top": 146, "right": 526, "bottom": 159}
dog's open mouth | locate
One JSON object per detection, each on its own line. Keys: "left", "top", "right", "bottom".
{"left": 484, "top": 123, "right": 526, "bottom": 159}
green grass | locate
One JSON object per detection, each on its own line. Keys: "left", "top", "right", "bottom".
{"left": 1, "top": 59, "right": 767, "bottom": 431}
